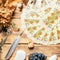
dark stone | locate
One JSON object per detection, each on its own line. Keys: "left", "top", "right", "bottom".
{"left": 29, "top": 53, "right": 47, "bottom": 60}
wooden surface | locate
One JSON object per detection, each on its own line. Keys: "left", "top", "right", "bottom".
{"left": 0, "top": 0, "right": 60, "bottom": 60}
{"left": 2, "top": 43, "right": 60, "bottom": 60}
{"left": 0, "top": 33, "right": 60, "bottom": 60}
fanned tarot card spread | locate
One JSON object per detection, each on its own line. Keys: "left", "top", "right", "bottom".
{"left": 21, "top": 0, "right": 60, "bottom": 45}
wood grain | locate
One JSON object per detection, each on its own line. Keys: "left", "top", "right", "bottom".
{"left": 2, "top": 44, "right": 60, "bottom": 60}
{"left": 0, "top": 0, "right": 60, "bottom": 60}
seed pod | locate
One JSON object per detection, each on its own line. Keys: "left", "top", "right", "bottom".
{"left": 28, "top": 41, "right": 34, "bottom": 49}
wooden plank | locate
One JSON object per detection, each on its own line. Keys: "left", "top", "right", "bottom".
{"left": 0, "top": 1, "right": 60, "bottom": 60}
{"left": 2, "top": 44, "right": 60, "bottom": 60}
{"left": 0, "top": 32, "right": 32, "bottom": 44}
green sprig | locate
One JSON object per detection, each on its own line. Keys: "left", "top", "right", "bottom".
{"left": 0, "top": 35, "right": 8, "bottom": 50}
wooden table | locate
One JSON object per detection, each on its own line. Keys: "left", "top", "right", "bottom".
{"left": 0, "top": 0, "right": 60, "bottom": 60}
{"left": 0, "top": 33, "right": 60, "bottom": 60}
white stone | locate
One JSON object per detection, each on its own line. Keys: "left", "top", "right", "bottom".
{"left": 14, "top": 50, "right": 26, "bottom": 60}
{"left": 49, "top": 55, "right": 57, "bottom": 60}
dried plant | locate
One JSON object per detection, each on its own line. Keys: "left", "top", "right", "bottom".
{"left": 0, "top": 34, "right": 9, "bottom": 50}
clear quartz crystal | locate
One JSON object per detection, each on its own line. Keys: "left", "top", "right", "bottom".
{"left": 49, "top": 55, "right": 57, "bottom": 60}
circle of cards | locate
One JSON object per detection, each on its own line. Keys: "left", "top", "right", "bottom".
{"left": 21, "top": 0, "right": 60, "bottom": 45}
